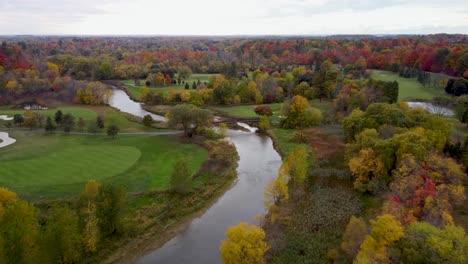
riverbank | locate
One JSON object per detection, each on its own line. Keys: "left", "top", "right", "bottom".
{"left": 94, "top": 139, "right": 239, "bottom": 264}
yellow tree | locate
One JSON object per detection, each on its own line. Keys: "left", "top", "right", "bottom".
{"left": 263, "top": 163, "right": 289, "bottom": 224}
{"left": 286, "top": 146, "right": 309, "bottom": 186}
{"left": 0, "top": 187, "right": 17, "bottom": 218}
{"left": 356, "top": 214, "right": 404, "bottom": 264}
{"left": 348, "top": 148, "right": 385, "bottom": 193}
{"left": 220, "top": 222, "right": 269, "bottom": 264}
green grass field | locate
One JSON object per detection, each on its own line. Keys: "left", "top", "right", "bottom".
{"left": 210, "top": 103, "right": 283, "bottom": 122}
{"left": 0, "top": 105, "right": 152, "bottom": 132}
{"left": 122, "top": 73, "right": 216, "bottom": 99}
{"left": 371, "top": 70, "right": 446, "bottom": 101}
{"left": 0, "top": 131, "right": 208, "bottom": 200}
{"left": 210, "top": 99, "right": 333, "bottom": 123}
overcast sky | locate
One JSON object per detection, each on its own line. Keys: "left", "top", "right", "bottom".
{"left": 0, "top": 0, "right": 467, "bottom": 35}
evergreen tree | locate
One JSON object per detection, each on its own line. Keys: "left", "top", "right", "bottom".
{"left": 45, "top": 117, "right": 56, "bottom": 132}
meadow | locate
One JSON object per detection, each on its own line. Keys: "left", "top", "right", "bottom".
{"left": 122, "top": 73, "right": 216, "bottom": 98}
{"left": 0, "top": 131, "right": 208, "bottom": 200}
{"left": 370, "top": 70, "right": 446, "bottom": 101}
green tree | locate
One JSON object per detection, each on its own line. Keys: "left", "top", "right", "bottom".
{"left": 170, "top": 158, "right": 192, "bottom": 194}
{"left": 178, "top": 66, "right": 192, "bottom": 80}
{"left": 54, "top": 110, "right": 63, "bottom": 125}
{"left": 143, "top": 114, "right": 153, "bottom": 127}
{"left": 45, "top": 117, "right": 56, "bottom": 133}
{"left": 96, "top": 114, "right": 105, "bottom": 129}
{"left": 220, "top": 222, "right": 269, "bottom": 264}
{"left": 395, "top": 221, "right": 468, "bottom": 264}
{"left": 96, "top": 184, "right": 127, "bottom": 237}
{"left": 166, "top": 104, "right": 213, "bottom": 137}
{"left": 312, "top": 60, "right": 338, "bottom": 102}
{"left": 42, "top": 207, "right": 81, "bottom": 263}
{"left": 62, "top": 113, "right": 75, "bottom": 133}
{"left": 107, "top": 124, "right": 119, "bottom": 139}
{"left": 99, "top": 60, "right": 114, "bottom": 80}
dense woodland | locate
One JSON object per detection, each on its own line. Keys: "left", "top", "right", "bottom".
{"left": 0, "top": 35, "right": 467, "bottom": 264}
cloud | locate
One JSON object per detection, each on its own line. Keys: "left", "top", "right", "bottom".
{"left": 0, "top": 0, "right": 466, "bottom": 35}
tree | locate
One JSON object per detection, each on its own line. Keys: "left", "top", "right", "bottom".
{"left": 79, "top": 180, "right": 100, "bottom": 253}
{"left": 13, "top": 114, "right": 24, "bottom": 127}
{"left": 282, "top": 95, "right": 322, "bottom": 128}
{"left": 62, "top": 113, "right": 75, "bottom": 132}
{"left": 45, "top": 117, "right": 56, "bottom": 132}
{"left": 96, "top": 184, "right": 127, "bottom": 237}
{"left": 178, "top": 66, "right": 192, "bottom": 80}
{"left": 99, "top": 60, "right": 114, "bottom": 80}
{"left": 185, "top": 83, "right": 190, "bottom": 89}
{"left": 0, "top": 201, "right": 39, "bottom": 264}
{"left": 166, "top": 104, "right": 213, "bottom": 137}
{"left": 455, "top": 95, "right": 468, "bottom": 123}
{"left": 143, "top": 114, "right": 153, "bottom": 127}
{"left": 286, "top": 146, "right": 309, "bottom": 186}
{"left": 312, "top": 60, "right": 338, "bottom": 102}
{"left": 42, "top": 207, "right": 81, "bottom": 263}
{"left": 340, "top": 216, "right": 368, "bottom": 259}
{"left": 356, "top": 214, "right": 404, "bottom": 264}
{"left": 257, "top": 115, "right": 270, "bottom": 133}
{"left": 254, "top": 105, "right": 273, "bottom": 116}
{"left": 220, "top": 222, "right": 269, "bottom": 264}
{"left": 107, "top": 124, "right": 119, "bottom": 139}
{"left": 0, "top": 187, "right": 17, "bottom": 218}
{"left": 394, "top": 221, "right": 468, "bottom": 264}
{"left": 348, "top": 148, "right": 385, "bottom": 193}
{"left": 170, "top": 158, "right": 192, "bottom": 194}
{"left": 96, "top": 114, "right": 105, "bottom": 129}
{"left": 192, "top": 81, "right": 197, "bottom": 89}
{"left": 54, "top": 110, "right": 63, "bottom": 125}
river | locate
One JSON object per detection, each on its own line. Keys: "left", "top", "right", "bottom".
{"left": 108, "top": 88, "right": 282, "bottom": 264}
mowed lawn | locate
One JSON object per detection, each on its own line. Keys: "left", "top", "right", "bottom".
{"left": 210, "top": 99, "right": 333, "bottom": 123}
{"left": 0, "top": 131, "right": 208, "bottom": 200}
{"left": 122, "top": 73, "right": 216, "bottom": 99}
{"left": 0, "top": 105, "right": 152, "bottom": 132}
{"left": 371, "top": 70, "right": 446, "bottom": 101}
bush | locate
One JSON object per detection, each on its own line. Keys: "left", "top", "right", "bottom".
{"left": 255, "top": 105, "right": 273, "bottom": 116}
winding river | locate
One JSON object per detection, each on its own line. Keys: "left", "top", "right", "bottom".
{"left": 108, "top": 88, "right": 282, "bottom": 264}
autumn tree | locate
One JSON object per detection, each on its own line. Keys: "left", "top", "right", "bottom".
{"left": 166, "top": 104, "right": 213, "bottom": 137}
{"left": 285, "top": 146, "right": 309, "bottom": 186}
{"left": 282, "top": 95, "right": 322, "bottom": 128}
{"left": 220, "top": 222, "right": 269, "bottom": 264}
{"left": 257, "top": 115, "right": 270, "bottom": 133}
{"left": 178, "top": 66, "right": 192, "bottom": 80}
{"left": 348, "top": 148, "right": 385, "bottom": 193}
{"left": 0, "top": 200, "right": 39, "bottom": 264}
{"left": 79, "top": 180, "right": 100, "bottom": 253}
{"left": 356, "top": 214, "right": 404, "bottom": 264}
{"left": 0, "top": 187, "right": 17, "bottom": 218}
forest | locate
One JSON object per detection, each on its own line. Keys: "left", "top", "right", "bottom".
{"left": 0, "top": 34, "right": 467, "bottom": 264}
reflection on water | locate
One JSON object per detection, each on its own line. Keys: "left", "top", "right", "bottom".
{"left": 109, "top": 89, "right": 165, "bottom": 121}
{"left": 138, "top": 125, "right": 281, "bottom": 264}
{"left": 406, "top": 101, "right": 455, "bottom": 117}
{"left": 107, "top": 88, "right": 282, "bottom": 264}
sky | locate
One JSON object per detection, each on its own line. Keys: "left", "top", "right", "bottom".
{"left": 0, "top": 0, "right": 467, "bottom": 35}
